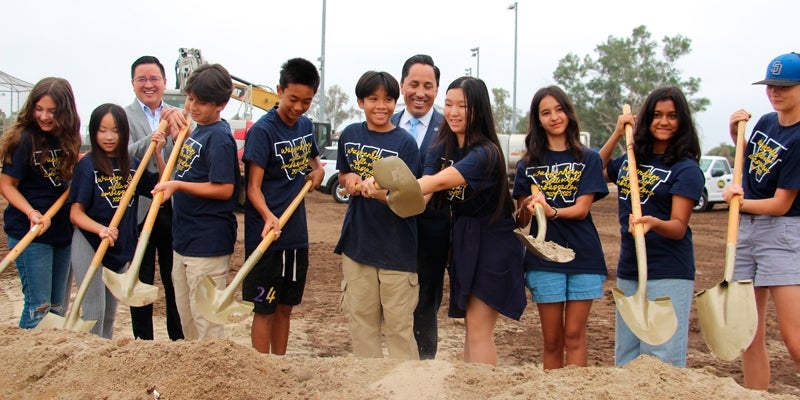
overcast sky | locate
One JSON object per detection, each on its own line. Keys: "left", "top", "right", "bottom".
{"left": 1, "top": 0, "right": 796, "bottom": 151}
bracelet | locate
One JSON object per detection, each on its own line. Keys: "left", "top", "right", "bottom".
{"left": 548, "top": 207, "right": 559, "bottom": 220}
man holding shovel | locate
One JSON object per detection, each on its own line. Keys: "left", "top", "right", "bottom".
{"left": 125, "top": 55, "right": 184, "bottom": 341}
{"left": 241, "top": 58, "right": 324, "bottom": 354}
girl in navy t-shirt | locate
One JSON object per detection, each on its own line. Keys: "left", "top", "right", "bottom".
{"left": 723, "top": 52, "right": 800, "bottom": 389}
{"left": 512, "top": 86, "right": 608, "bottom": 370}
{"left": 0, "top": 77, "right": 81, "bottom": 329}
{"left": 415, "top": 76, "right": 525, "bottom": 365}
{"left": 68, "top": 103, "right": 164, "bottom": 338}
{"left": 599, "top": 86, "right": 703, "bottom": 368}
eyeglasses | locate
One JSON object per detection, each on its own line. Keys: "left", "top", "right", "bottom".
{"left": 133, "top": 76, "right": 164, "bottom": 84}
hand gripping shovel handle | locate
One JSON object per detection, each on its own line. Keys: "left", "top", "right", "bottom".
{"left": 119, "top": 124, "right": 189, "bottom": 282}
{"left": 39, "top": 129, "right": 160, "bottom": 332}
{"left": 224, "top": 180, "right": 314, "bottom": 299}
{"left": 0, "top": 190, "right": 70, "bottom": 274}
{"left": 622, "top": 104, "right": 649, "bottom": 290}
{"left": 530, "top": 184, "right": 547, "bottom": 241}
{"left": 196, "top": 180, "right": 314, "bottom": 324}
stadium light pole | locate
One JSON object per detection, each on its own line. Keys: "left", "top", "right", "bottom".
{"left": 507, "top": 2, "right": 518, "bottom": 132}
{"left": 318, "top": 0, "right": 327, "bottom": 122}
{"left": 470, "top": 47, "right": 480, "bottom": 78}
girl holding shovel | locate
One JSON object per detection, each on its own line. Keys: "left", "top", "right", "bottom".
{"left": 400, "top": 76, "right": 526, "bottom": 365}
{"left": 0, "top": 77, "right": 82, "bottom": 329}
{"left": 67, "top": 103, "right": 165, "bottom": 338}
{"left": 512, "top": 86, "right": 608, "bottom": 370}
{"left": 599, "top": 86, "right": 704, "bottom": 367}
{"left": 723, "top": 52, "right": 800, "bottom": 390}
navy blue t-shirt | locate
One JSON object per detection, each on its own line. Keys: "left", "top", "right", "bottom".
{"left": 171, "top": 120, "right": 240, "bottom": 257}
{"left": 512, "top": 148, "right": 608, "bottom": 275}
{"left": 2, "top": 128, "right": 72, "bottom": 246}
{"left": 333, "top": 122, "right": 419, "bottom": 272}
{"left": 68, "top": 155, "right": 155, "bottom": 271}
{"left": 424, "top": 145, "right": 507, "bottom": 218}
{"left": 242, "top": 109, "right": 319, "bottom": 251}
{"left": 742, "top": 113, "right": 800, "bottom": 216}
{"left": 608, "top": 155, "right": 703, "bottom": 280}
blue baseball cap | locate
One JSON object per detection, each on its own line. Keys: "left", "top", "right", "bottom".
{"left": 753, "top": 52, "right": 800, "bottom": 86}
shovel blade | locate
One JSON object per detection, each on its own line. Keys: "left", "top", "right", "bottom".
{"left": 695, "top": 280, "right": 757, "bottom": 361}
{"left": 102, "top": 268, "right": 159, "bottom": 307}
{"left": 612, "top": 288, "right": 678, "bottom": 346}
{"left": 37, "top": 313, "right": 97, "bottom": 332}
{"left": 513, "top": 228, "right": 575, "bottom": 263}
{"left": 36, "top": 313, "right": 68, "bottom": 330}
{"left": 373, "top": 156, "right": 425, "bottom": 218}
{"left": 195, "top": 275, "right": 254, "bottom": 325}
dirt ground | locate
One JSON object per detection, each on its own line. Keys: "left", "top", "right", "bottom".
{"left": 1, "top": 189, "right": 799, "bottom": 399}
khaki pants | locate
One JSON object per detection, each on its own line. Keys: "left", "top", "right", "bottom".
{"left": 341, "top": 255, "right": 419, "bottom": 360}
{"left": 172, "top": 252, "right": 230, "bottom": 340}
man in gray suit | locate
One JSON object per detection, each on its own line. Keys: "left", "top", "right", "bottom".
{"left": 391, "top": 54, "right": 450, "bottom": 359}
{"left": 125, "top": 55, "right": 183, "bottom": 341}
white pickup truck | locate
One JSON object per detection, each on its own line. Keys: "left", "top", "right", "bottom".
{"left": 695, "top": 155, "right": 734, "bottom": 212}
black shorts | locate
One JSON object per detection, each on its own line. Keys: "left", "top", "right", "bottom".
{"left": 242, "top": 248, "right": 309, "bottom": 315}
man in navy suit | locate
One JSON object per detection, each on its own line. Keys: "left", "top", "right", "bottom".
{"left": 391, "top": 54, "right": 450, "bottom": 359}
{"left": 124, "top": 55, "right": 183, "bottom": 341}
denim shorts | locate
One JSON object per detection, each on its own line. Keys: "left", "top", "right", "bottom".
{"left": 525, "top": 270, "right": 605, "bottom": 303}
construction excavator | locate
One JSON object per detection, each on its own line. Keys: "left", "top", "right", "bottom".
{"left": 163, "top": 47, "right": 332, "bottom": 151}
{"left": 164, "top": 48, "right": 333, "bottom": 206}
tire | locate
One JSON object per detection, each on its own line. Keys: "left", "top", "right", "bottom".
{"left": 694, "top": 191, "right": 709, "bottom": 212}
{"left": 332, "top": 180, "right": 350, "bottom": 203}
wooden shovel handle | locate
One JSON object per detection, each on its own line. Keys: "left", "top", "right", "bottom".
{"left": 726, "top": 121, "right": 746, "bottom": 244}
{"left": 0, "top": 189, "right": 70, "bottom": 273}
{"left": 623, "top": 105, "right": 644, "bottom": 227}
{"left": 623, "top": 104, "right": 649, "bottom": 290}
{"left": 141, "top": 123, "right": 191, "bottom": 232}
{"left": 722, "top": 121, "right": 746, "bottom": 282}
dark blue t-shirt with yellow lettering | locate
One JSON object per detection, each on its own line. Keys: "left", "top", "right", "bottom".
{"left": 171, "top": 120, "right": 239, "bottom": 257}
{"left": 742, "top": 112, "right": 800, "bottom": 216}
{"left": 242, "top": 109, "right": 319, "bottom": 251}
{"left": 2, "top": 128, "right": 71, "bottom": 246}
{"left": 333, "top": 122, "right": 419, "bottom": 272}
{"left": 512, "top": 148, "right": 608, "bottom": 275}
{"left": 69, "top": 155, "right": 154, "bottom": 271}
{"left": 608, "top": 154, "right": 703, "bottom": 281}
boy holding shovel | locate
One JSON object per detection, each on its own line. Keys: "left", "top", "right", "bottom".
{"left": 155, "top": 64, "right": 240, "bottom": 340}
{"left": 241, "top": 58, "right": 324, "bottom": 354}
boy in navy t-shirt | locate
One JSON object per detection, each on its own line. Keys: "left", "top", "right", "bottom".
{"left": 241, "top": 58, "right": 324, "bottom": 354}
{"left": 335, "top": 71, "right": 420, "bottom": 360}
{"left": 155, "top": 64, "right": 240, "bottom": 340}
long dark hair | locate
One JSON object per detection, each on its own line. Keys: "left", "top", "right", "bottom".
{"left": 432, "top": 76, "right": 514, "bottom": 221}
{"left": 522, "top": 85, "right": 584, "bottom": 166}
{"left": 633, "top": 86, "right": 701, "bottom": 165}
{"left": 88, "top": 103, "right": 131, "bottom": 177}
{"left": 0, "top": 77, "right": 81, "bottom": 181}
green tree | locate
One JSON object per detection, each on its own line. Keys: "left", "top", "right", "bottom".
{"left": 553, "top": 25, "right": 710, "bottom": 152}
{"left": 705, "top": 142, "right": 735, "bottom": 166}
{"left": 310, "top": 84, "right": 360, "bottom": 132}
{"left": 491, "top": 88, "right": 513, "bottom": 134}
